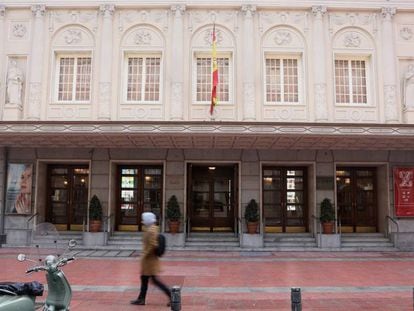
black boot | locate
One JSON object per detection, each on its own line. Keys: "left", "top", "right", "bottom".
{"left": 130, "top": 298, "right": 145, "bottom": 305}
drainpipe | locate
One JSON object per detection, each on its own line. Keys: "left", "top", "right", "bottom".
{"left": 0, "top": 147, "right": 8, "bottom": 247}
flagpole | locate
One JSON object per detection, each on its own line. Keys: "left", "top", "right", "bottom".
{"left": 210, "top": 22, "right": 218, "bottom": 120}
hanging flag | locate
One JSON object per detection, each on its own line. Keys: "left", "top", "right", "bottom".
{"left": 210, "top": 24, "right": 218, "bottom": 115}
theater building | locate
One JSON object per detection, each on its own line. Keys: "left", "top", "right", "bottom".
{"left": 1, "top": 0, "right": 414, "bottom": 250}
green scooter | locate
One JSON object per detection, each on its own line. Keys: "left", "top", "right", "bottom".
{"left": 0, "top": 240, "right": 76, "bottom": 310}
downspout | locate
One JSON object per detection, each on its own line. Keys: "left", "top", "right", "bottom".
{"left": 0, "top": 147, "right": 8, "bottom": 247}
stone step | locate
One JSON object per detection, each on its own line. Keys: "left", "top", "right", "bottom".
{"left": 264, "top": 237, "right": 316, "bottom": 242}
{"left": 341, "top": 241, "right": 394, "bottom": 247}
{"left": 264, "top": 242, "right": 318, "bottom": 247}
{"left": 185, "top": 241, "right": 240, "bottom": 247}
{"left": 341, "top": 237, "right": 391, "bottom": 242}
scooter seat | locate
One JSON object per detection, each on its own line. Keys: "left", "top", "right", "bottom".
{"left": 0, "top": 281, "right": 44, "bottom": 296}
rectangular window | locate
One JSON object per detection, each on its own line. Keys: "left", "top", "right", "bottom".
{"left": 57, "top": 56, "right": 91, "bottom": 102}
{"left": 127, "top": 56, "right": 160, "bottom": 102}
{"left": 335, "top": 59, "right": 367, "bottom": 104}
{"left": 196, "top": 56, "right": 230, "bottom": 103}
{"left": 265, "top": 57, "right": 299, "bottom": 103}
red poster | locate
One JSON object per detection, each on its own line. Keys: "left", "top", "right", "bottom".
{"left": 394, "top": 167, "right": 414, "bottom": 217}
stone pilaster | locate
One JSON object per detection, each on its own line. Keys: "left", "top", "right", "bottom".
{"left": 98, "top": 4, "right": 115, "bottom": 120}
{"left": 241, "top": 5, "right": 256, "bottom": 120}
{"left": 311, "top": 6, "right": 328, "bottom": 121}
{"left": 27, "top": 4, "right": 46, "bottom": 120}
{"left": 0, "top": 6, "right": 5, "bottom": 120}
{"left": 381, "top": 7, "right": 398, "bottom": 122}
{"left": 170, "top": 4, "right": 186, "bottom": 120}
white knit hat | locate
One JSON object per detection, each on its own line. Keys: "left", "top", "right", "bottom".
{"left": 141, "top": 212, "right": 156, "bottom": 226}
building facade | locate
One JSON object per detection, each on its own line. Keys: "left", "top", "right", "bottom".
{"left": 1, "top": 0, "right": 414, "bottom": 249}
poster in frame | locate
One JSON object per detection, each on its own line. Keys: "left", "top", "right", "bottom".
{"left": 5, "top": 163, "right": 33, "bottom": 215}
{"left": 393, "top": 167, "right": 414, "bottom": 217}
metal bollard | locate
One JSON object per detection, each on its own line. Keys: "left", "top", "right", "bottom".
{"left": 291, "top": 287, "right": 302, "bottom": 311}
{"left": 171, "top": 285, "right": 181, "bottom": 311}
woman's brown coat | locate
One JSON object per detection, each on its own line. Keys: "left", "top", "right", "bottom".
{"left": 140, "top": 224, "right": 160, "bottom": 275}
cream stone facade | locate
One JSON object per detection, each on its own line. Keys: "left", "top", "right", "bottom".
{"left": 1, "top": 0, "right": 414, "bottom": 250}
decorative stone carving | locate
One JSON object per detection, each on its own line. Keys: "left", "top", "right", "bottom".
{"left": 49, "top": 10, "right": 98, "bottom": 33}
{"left": 12, "top": 23, "right": 27, "bottom": 38}
{"left": 312, "top": 6, "right": 327, "bottom": 19}
{"left": 400, "top": 26, "right": 413, "bottom": 41}
{"left": 241, "top": 4, "right": 256, "bottom": 17}
{"left": 99, "top": 4, "right": 115, "bottom": 17}
{"left": 188, "top": 10, "right": 239, "bottom": 33}
{"left": 384, "top": 85, "right": 398, "bottom": 121}
{"left": 329, "top": 13, "right": 377, "bottom": 36}
{"left": 64, "top": 29, "right": 82, "bottom": 44}
{"left": 28, "top": 82, "right": 41, "bottom": 119}
{"left": 259, "top": 11, "right": 309, "bottom": 34}
{"left": 243, "top": 82, "right": 255, "bottom": 120}
{"left": 0, "top": 6, "right": 5, "bottom": 17}
{"left": 119, "top": 10, "right": 169, "bottom": 33}
{"left": 381, "top": 7, "right": 396, "bottom": 20}
{"left": 344, "top": 32, "right": 361, "bottom": 47}
{"left": 98, "top": 82, "right": 111, "bottom": 119}
{"left": 171, "top": 4, "right": 186, "bottom": 16}
{"left": 274, "top": 31, "right": 292, "bottom": 45}
{"left": 31, "top": 5, "right": 46, "bottom": 18}
{"left": 134, "top": 30, "right": 152, "bottom": 45}
{"left": 404, "top": 64, "right": 414, "bottom": 109}
{"left": 204, "top": 28, "right": 223, "bottom": 46}
{"left": 6, "top": 60, "right": 24, "bottom": 106}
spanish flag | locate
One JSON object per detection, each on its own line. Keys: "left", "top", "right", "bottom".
{"left": 210, "top": 24, "right": 218, "bottom": 115}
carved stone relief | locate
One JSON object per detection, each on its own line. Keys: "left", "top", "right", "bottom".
{"left": 344, "top": 32, "right": 361, "bottom": 47}
{"left": 49, "top": 10, "right": 98, "bottom": 33}
{"left": 188, "top": 10, "right": 238, "bottom": 33}
{"left": 28, "top": 82, "right": 41, "bottom": 119}
{"left": 274, "top": 31, "right": 292, "bottom": 45}
{"left": 122, "top": 26, "right": 163, "bottom": 47}
{"left": 403, "top": 64, "right": 414, "bottom": 109}
{"left": 53, "top": 27, "right": 93, "bottom": 46}
{"left": 118, "top": 10, "right": 169, "bottom": 33}
{"left": 6, "top": 58, "right": 25, "bottom": 107}
{"left": 98, "top": 82, "right": 111, "bottom": 119}
{"left": 329, "top": 12, "right": 377, "bottom": 36}
{"left": 10, "top": 23, "right": 28, "bottom": 39}
{"left": 259, "top": 11, "right": 309, "bottom": 34}
{"left": 192, "top": 25, "right": 233, "bottom": 49}
{"left": 314, "top": 83, "right": 328, "bottom": 120}
{"left": 399, "top": 25, "right": 414, "bottom": 41}
{"left": 384, "top": 85, "right": 398, "bottom": 121}
{"left": 203, "top": 28, "right": 223, "bottom": 46}
{"left": 263, "top": 27, "right": 304, "bottom": 49}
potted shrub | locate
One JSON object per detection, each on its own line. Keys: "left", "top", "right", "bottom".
{"left": 89, "top": 195, "right": 103, "bottom": 232}
{"left": 166, "top": 195, "right": 181, "bottom": 233}
{"left": 320, "top": 198, "right": 335, "bottom": 234}
{"left": 245, "top": 199, "right": 259, "bottom": 234}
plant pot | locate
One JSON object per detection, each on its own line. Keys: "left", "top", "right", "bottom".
{"left": 322, "top": 222, "right": 334, "bottom": 234}
{"left": 247, "top": 222, "right": 258, "bottom": 234}
{"left": 89, "top": 220, "right": 102, "bottom": 232}
{"left": 168, "top": 221, "right": 180, "bottom": 234}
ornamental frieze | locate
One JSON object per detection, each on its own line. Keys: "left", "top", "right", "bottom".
{"left": 118, "top": 10, "right": 169, "bottom": 33}
{"left": 49, "top": 10, "right": 98, "bottom": 33}
{"left": 328, "top": 12, "right": 378, "bottom": 36}
{"left": 188, "top": 10, "right": 238, "bottom": 33}
{"left": 259, "top": 11, "right": 309, "bottom": 34}
{"left": 399, "top": 25, "right": 414, "bottom": 41}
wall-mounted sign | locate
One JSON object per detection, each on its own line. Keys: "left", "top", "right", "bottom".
{"left": 394, "top": 167, "right": 414, "bottom": 217}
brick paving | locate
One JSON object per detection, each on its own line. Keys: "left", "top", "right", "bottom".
{"left": 0, "top": 248, "right": 414, "bottom": 310}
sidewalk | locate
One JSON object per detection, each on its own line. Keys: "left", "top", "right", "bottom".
{"left": 1, "top": 248, "right": 413, "bottom": 310}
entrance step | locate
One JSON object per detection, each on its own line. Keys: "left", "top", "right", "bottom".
{"left": 31, "top": 231, "right": 83, "bottom": 249}
{"left": 264, "top": 233, "right": 318, "bottom": 250}
{"left": 185, "top": 232, "right": 240, "bottom": 250}
{"left": 106, "top": 232, "right": 143, "bottom": 250}
{"left": 340, "top": 233, "right": 396, "bottom": 251}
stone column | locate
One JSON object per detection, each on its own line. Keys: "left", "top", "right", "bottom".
{"left": 98, "top": 4, "right": 115, "bottom": 120}
{"left": 381, "top": 7, "right": 398, "bottom": 122}
{"left": 0, "top": 6, "right": 5, "bottom": 120}
{"left": 311, "top": 6, "right": 328, "bottom": 121}
{"left": 27, "top": 4, "right": 46, "bottom": 120}
{"left": 170, "top": 5, "right": 185, "bottom": 120}
{"left": 241, "top": 5, "right": 256, "bottom": 120}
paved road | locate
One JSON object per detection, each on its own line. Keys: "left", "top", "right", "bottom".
{"left": 1, "top": 248, "right": 413, "bottom": 310}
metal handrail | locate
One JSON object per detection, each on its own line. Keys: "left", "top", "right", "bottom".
{"left": 102, "top": 213, "right": 114, "bottom": 233}
{"left": 26, "top": 213, "right": 38, "bottom": 245}
{"left": 186, "top": 217, "right": 191, "bottom": 239}
{"left": 386, "top": 215, "right": 399, "bottom": 249}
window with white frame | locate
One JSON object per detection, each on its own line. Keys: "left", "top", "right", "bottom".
{"left": 126, "top": 55, "right": 161, "bottom": 102}
{"left": 334, "top": 58, "right": 368, "bottom": 105}
{"left": 195, "top": 54, "right": 231, "bottom": 103}
{"left": 265, "top": 56, "right": 300, "bottom": 104}
{"left": 56, "top": 55, "right": 92, "bottom": 102}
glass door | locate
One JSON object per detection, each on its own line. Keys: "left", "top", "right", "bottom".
{"left": 336, "top": 167, "right": 377, "bottom": 232}
{"left": 263, "top": 167, "right": 307, "bottom": 233}
{"left": 117, "top": 165, "right": 163, "bottom": 231}
{"left": 47, "top": 165, "right": 89, "bottom": 231}
{"left": 188, "top": 165, "right": 235, "bottom": 232}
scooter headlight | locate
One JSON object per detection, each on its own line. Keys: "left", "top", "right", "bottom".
{"left": 45, "top": 255, "right": 57, "bottom": 267}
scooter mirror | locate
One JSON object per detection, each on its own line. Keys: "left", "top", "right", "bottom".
{"left": 68, "top": 239, "right": 77, "bottom": 249}
{"left": 17, "top": 254, "right": 26, "bottom": 261}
